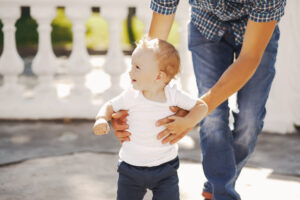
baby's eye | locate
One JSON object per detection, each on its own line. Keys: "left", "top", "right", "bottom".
{"left": 136, "top": 65, "right": 140, "bottom": 69}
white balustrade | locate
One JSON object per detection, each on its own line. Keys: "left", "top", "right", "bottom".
{"left": 0, "top": 6, "right": 24, "bottom": 106}
{"left": 66, "top": 6, "right": 92, "bottom": 102}
{"left": 31, "top": 5, "right": 59, "bottom": 107}
{"left": 0, "top": 0, "right": 298, "bottom": 134}
{"left": 101, "top": 5, "right": 127, "bottom": 99}
{"left": 136, "top": 2, "right": 152, "bottom": 35}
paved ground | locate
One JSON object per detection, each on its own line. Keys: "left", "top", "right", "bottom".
{"left": 0, "top": 120, "right": 300, "bottom": 200}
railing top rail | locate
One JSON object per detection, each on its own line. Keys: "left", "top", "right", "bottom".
{"left": 0, "top": 0, "right": 149, "bottom": 7}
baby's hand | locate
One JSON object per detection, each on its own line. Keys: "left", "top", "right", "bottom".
{"left": 165, "top": 116, "right": 192, "bottom": 136}
{"left": 93, "top": 118, "right": 110, "bottom": 135}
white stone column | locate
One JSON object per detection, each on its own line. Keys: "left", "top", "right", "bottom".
{"left": 176, "top": 1, "right": 196, "bottom": 94}
{"left": 101, "top": 6, "right": 127, "bottom": 98}
{"left": 66, "top": 6, "right": 92, "bottom": 102}
{"left": 31, "top": 6, "right": 59, "bottom": 103}
{"left": 263, "top": 0, "right": 296, "bottom": 134}
{"left": 289, "top": 1, "right": 300, "bottom": 127}
{"left": 0, "top": 6, "right": 24, "bottom": 102}
{"left": 136, "top": 3, "right": 152, "bottom": 34}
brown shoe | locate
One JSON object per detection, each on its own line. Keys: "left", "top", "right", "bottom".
{"left": 202, "top": 191, "right": 213, "bottom": 200}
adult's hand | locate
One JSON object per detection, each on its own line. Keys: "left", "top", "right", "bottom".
{"left": 111, "top": 110, "right": 131, "bottom": 144}
{"left": 156, "top": 106, "right": 191, "bottom": 144}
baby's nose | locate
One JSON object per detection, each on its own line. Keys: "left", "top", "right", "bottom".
{"left": 129, "top": 70, "right": 133, "bottom": 78}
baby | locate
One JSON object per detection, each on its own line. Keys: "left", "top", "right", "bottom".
{"left": 93, "top": 37, "right": 208, "bottom": 200}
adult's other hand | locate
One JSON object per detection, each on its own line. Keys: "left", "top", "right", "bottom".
{"left": 156, "top": 106, "right": 191, "bottom": 144}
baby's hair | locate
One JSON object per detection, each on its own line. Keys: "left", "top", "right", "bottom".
{"left": 136, "top": 35, "right": 180, "bottom": 82}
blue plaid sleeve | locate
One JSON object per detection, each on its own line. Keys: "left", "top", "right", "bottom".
{"left": 249, "top": 0, "right": 286, "bottom": 22}
{"left": 150, "top": 0, "right": 179, "bottom": 15}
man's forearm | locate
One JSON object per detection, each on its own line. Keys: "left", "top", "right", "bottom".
{"left": 201, "top": 55, "right": 260, "bottom": 114}
{"left": 148, "top": 12, "right": 175, "bottom": 40}
{"left": 201, "top": 19, "right": 277, "bottom": 115}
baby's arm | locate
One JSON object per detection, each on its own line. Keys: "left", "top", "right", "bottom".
{"left": 166, "top": 100, "right": 208, "bottom": 134}
{"left": 93, "top": 101, "right": 114, "bottom": 135}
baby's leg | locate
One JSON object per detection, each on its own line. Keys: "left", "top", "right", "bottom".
{"left": 117, "top": 162, "right": 147, "bottom": 200}
{"left": 151, "top": 174, "right": 179, "bottom": 200}
{"left": 151, "top": 158, "right": 180, "bottom": 200}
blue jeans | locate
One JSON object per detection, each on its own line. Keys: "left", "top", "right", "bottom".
{"left": 117, "top": 157, "right": 180, "bottom": 200}
{"left": 188, "top": 22, "right": 280, "bottom": 200}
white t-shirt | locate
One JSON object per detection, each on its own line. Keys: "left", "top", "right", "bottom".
{"left": 110, "top": 83, "right": 197, "bottom": 167}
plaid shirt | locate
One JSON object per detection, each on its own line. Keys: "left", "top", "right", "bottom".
{"left": 150, "top": 0, "right": 286, "bottom": 45}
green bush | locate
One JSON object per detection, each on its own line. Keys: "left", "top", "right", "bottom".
{"left": 85, "top": 12, "right": 108, "bottom": 49}
{"left": 15, "top": 14, "right": 38, "bottom": 47}
{"left": 51, "top": 8, "right": 73, "bottom": 47}
{"left": 0, "top": 22, "right": 3, "bottom": 47}
{"left": 0, "top": 7, "right": 179, "bottom": 52}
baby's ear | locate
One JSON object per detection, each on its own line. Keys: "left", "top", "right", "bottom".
{"left": 157, "top": 71, "right": 168, "bottom": 81}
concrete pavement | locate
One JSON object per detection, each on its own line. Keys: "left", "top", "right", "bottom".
{"left": 0, "top": 120, "right": 300, "bottom": 200}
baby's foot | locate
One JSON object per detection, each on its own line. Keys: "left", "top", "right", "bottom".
{"left": 93, "top": 118, "right": 110, "bottom": 135}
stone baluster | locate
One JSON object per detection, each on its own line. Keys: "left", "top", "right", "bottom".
{"left": 101, "top": 6, "right": 128, "bottom": 99}
{"left": 136, "top": 3, "right": 152, "bottom": 34}
{"left": 0, "top": 6, "right": 24, "bottom": 102}
{"left": 31, "top": 6, "right": 59, "bottom": 103}
{"left": 65, "top": 6, "right": 92, "bottom": 102}
{"left": 176, "top": 1, "right": 195, "bottom": 93}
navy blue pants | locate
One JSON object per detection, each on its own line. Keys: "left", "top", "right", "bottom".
{"left": 117, "top": 157, "right": 180, "bottom": 200}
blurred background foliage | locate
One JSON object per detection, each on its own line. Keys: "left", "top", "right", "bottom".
{"left": 0, "top": 7, "right": 179, "bottom": 56}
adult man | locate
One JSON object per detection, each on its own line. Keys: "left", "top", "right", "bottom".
{"left": 112, "top": 1, "right": 286, "bottom": 199}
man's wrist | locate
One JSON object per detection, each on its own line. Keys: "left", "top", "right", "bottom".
{"left": 182, "top": 115, "right": 197, "bottom": 130}
{"left": 200, "top": 94, "right": 213, "bottom": 115}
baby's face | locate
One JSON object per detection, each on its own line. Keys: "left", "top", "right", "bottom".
{"left": 129, "top": 47, "right": 160, "bottom": 91}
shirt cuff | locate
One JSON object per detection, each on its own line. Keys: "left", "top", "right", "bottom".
{"left": 150, "top": 0, "right": 179, "bottom": 15}
{"left": 249, "top": 1, "right": 286, "bottom": 22}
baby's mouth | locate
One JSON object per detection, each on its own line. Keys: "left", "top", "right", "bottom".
{"left": 132, "top": 79, "right": 136, "bottom": 82}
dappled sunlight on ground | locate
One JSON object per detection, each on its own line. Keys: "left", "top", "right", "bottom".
{"left": 178, "top": 162, "right": 300, "bottom": 200}
{"left": 0, "top": 120, "right": 299, "bottom": 200}
{"left": 1, "top": 153, "right": 298, "bottom": 200}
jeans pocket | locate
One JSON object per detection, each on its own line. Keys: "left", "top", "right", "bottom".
{"left": 188, "top": 22, "right": 212, "bottom": 50}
